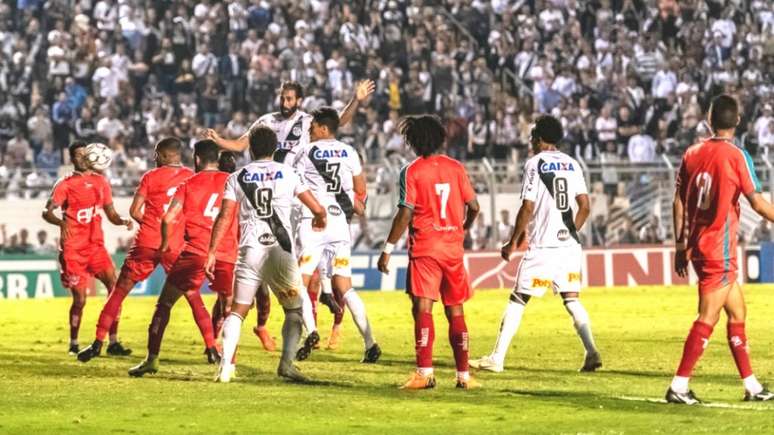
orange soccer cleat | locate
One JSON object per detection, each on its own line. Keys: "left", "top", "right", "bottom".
{"left": 253, "top": 326, "right": 277, "bottom": 352}
{"left": 326, "top": 326, "right": 342, "bottom": 350}
{"left": 455, "top": 376, "right": 482, "bottom": 390}
{"left": 399, "top": 371, "right": 437, "bottom": 390}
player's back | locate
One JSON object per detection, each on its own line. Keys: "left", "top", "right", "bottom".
{"left": 678, "top": 138, "right": 760, "bottom": 261}
{"left": 521, "top": 150, "right": 587, "bottom": 248}
{"left": 251, "top": 110, "right": 312, "bottom": 164}
{"left": 133, "top": 165, "right": 194, "bottom": 251}
{"left": 399, "top": 155, "right": 475, "bottom": 260}
{"left": 175, "top": 170, "right": 230, "bottom": 256}
{"left": 52, "top": 172, "right": 112, "bottom": 249}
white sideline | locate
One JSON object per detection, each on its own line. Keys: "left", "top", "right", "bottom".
{"left": 617, "top": 395, "right": 772, "bottom": 411}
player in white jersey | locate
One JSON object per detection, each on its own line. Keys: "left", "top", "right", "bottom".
{"left": 206, "top": 125, "right": 327, "bottom": 383}
{"left": 293, "top": 107, "right": 381, "bottom": 363}
{"left": 470, "top": 115, "right": 602, "bottom": 373}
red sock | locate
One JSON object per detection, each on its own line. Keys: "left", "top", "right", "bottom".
{"left": 184, "top": 292, "right": 217, "bottom": 349}
{"left": 415, "top": 311, "right": 434, "bottom": 369}
{"left": 333, "top": 290, "right": 345, "bottom": 326}
{"left": 308, "top": 289, "right": 318, "bottom": 324}
{"left": 256, "top": 291, "right": 271, "bottom": 328}
{"left": 69, "top": 300, "right": 85, "bottom": 341}
{"left": 448, "top": 314, "right": 469, "bottom": 372}
{"left": 676, "top": 320, "right": 714, "bottom": 377}
{"left": 147, "top": 303, "right": 172, "bottom": 355}
{"left": 96, "top": 280, "right": 133, "bottom": 341}
{"left": 728, "top": 322, "right": 753, "bottom": 379}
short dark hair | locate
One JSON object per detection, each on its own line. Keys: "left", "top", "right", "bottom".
{"left": 709, "top": 94, "right": 739, "bottom": 130}
{"left": 193, "top": 139, "right": 220, "bottom": 165}
{"left": 312, "top": 106, "right": 340, "bottom": 134}
{"left": 68, "top": 140, "right": 88, "bottom": 161}
{"left": 399, "top": 114, "right": 446, "bottom": 157}
{"left": 218, "top": 151, "right": 238, "bottom": 174}
{"left": 532, "top": 115, "right": 564, "bottom": 144}
{"left": 249, "top": 125, "right": 278, "bottom": 159}
{"left": 280, "top": 81, "right": 304, "bottom": 99}
{"left": 155, "top": 137, "right": 182, "bottom": 154}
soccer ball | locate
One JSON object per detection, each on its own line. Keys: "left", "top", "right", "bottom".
{"left": 85, "top": 142, "right": 113, "bottom": 171}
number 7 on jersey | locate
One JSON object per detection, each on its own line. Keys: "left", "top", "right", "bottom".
{"left": 435, "top": 183, "right": 450, "bottom": 219}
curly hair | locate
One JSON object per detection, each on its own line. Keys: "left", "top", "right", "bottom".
{"left": 398, "top": 115, "right": 447, "bottom": 157}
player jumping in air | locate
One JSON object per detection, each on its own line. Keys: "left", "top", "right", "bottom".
{"left": 210, "top": 125, "right": 327, "bottom": 383}
{"left": 77, "top": 138, "right": 193, "bottom": 362}
{"left": 42, "top": 141, "right": 133, "bottom": 356}
{"left": 378, "top": 114, "right": 481, "bottom": 389}
{"left": 128, "top": 140, "right": 238, "bottom": 376}
{"left": 666, "top": 94, "right": 774, "bottom": 404}
{"left": 294, "top": 107, "right": 380, "bottom": 363}
{"left": 469, "top": 115, "right": 602, "bottom": 374}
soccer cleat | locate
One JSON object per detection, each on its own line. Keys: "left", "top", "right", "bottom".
{"left": 278, "top": 362, "right": 309, "bottom": 382}
{"left": 215, "top": 363, "right": 236, "bottom": 383}
{"left": 579, "top": 352, "right": 602, "bottom": 372}
{"left": 205, "top": 346, "right": 221, "bottom": 364}
{"left": 128, "top": 357, "right": 159, "bottom": 377}
{"left": 319, "top": 293, "right": 342, "bottom": 314}
{"left": 399, "top": 372, "right": 436, "bottom": 390}
{"left": 469, "top": 355, "right": 504, "bottom": 373}
{"left": 106, "top": 341, "right": 132, "bottom": 356}
{"left": 665, "top": 387, "right": 701, "bottom": 405}
{"left": 744, "top": 387, "right": 774, "bottom": 401}
{"left": 456, "top": 376, "right": 482, "bottom": 390}
{"left": 68, "top": 344, "right": 79, "bottom": 356}
{"left": 362, "top": 343, "right": 381, "bottom": 363}
{"left": 326, "top": 327, "right": 342, "bottom": 350}
{"left": 77, "top": 340, "right": 103, "bottom": 363}
{"left": 295, "top": 331, "right": 320, "bottom": 361}
{"left": 253, "top": 326, "right": 277, "bottom": 352}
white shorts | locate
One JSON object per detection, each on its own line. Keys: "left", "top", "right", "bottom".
{"left": 297, "top": 216, "right": 351, "bottom": 278}
{"left": 233, "top": 245, "right": 303, "bottom": 309}
{"left": 514, "top": 245, "right": 583, "bottom": 297}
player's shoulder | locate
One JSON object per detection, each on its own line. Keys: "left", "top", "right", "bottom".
{"left": 298, "top": 110, "right": 312, "bottom": 121}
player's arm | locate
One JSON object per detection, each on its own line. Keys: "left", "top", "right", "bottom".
{"left": 159, "top": 199, "right": 182, "bottom": 252}
{"left": 338, "top": 79, "right": 375, "bottom": 127}
{"left": 42, "top": 198, "right": 64, "bottom": 227}
{"left": 298, "top": 190, "right": 327, "bottom": 230}
{"left": 462, "top": 199, "right": 481, "bottom": 231}
{"left": 672, "top": 190, "right": 689, "bottom": 277}
{"left": 103, "top": 203, "right": 133, "bottom": 230}
{"left": 128, "top": 193, "right": 146, "bottom": 225}
{"left": 377, "top": 205, "right": 413, "bottom": 274}
{"left": 201, "top": 128, "right": 249, "bottom": 152}
{"left": 353, "top": 173, "right": 367, "bottom": 216}
{"left": 746, "top": 192, "right": 774, "bottom": 222}
{"left": 501, "top": 200, "right": 534, "bottom": 261}
{"left": 205, "top": 198, "right": 237, "bottom": 280}
{"left": 574, "top": 194, "right": 590, "bottom": 230}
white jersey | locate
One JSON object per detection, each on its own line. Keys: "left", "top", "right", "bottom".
{"left": 223, "top": 160, "right": 309, "bottom": 254}
{"left": 520, "top": 150, "right": 588, "bottom": 248}
{"left": 249, "top": 110, "right": 312, "bottom": 164}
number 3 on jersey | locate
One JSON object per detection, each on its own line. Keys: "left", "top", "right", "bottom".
{"left": 435, "top": 183, "right": 450, "bottom": 219}
{"left": 204, "top": 193, "right": 220, "bottom": 220}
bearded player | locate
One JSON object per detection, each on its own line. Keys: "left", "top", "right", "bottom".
{"left": 128, "top": 140, "right": 238, "bottom": 376}
{"left": 666, "top": 94, "right": 774, "bottom": 404}
{"left": 377, "top": 115, "right": 481, "bottom": 389}
{"left": 77, "top": 138, "right": 193, "bottom": 362}
{"left": 42, "top": 141, "right": 134, "bottom": 355}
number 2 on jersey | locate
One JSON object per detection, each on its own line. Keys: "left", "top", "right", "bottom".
{"left": 203, "top": 193, "right": 220, "bottom": 220}
{"left": 435, "top": 183, "right": 450, "bottom": 219}
{"left": 553, "top": 177, "right": 569, "bottom": 212}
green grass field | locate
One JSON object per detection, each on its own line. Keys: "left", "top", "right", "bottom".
{"left": 2, "top": 285, "right": 774, "bottom": 434}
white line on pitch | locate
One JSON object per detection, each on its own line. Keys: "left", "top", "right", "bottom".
{"left": 617, "top": 396, "right": 771, "bottom": 411}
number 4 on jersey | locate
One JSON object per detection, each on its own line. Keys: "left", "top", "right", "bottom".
{"left": 204, "top": 193, "right": 220, "bottom": 220}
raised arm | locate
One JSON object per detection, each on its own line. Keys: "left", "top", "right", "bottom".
{"left": 338, "top": 79, "right": 375, "bottom": 127}
{"left": 202, "top": 128, "right": 249, "bottom": 152}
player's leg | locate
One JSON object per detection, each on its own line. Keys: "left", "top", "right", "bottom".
{"left": 295, "top": 249, "right": 323, "bottom": 360}
{"left": 440, "top": 258, "right": 478, "bottom": 389}
{"left": 59, "top": 252, "right": 89, "bottom": 354}
{"left": 68, "top": 288, "right": 87, "bottom": 355}
{"left": 128, "top": 282, "right": 184, "bottom": 377}
{"left": 182, "top": 288, "right": 219, "bottom": 363}
{"left": 560, "top": 291, "right": 601, "bottom": 371}
{"left": 93, "top": 263, "right": 133, "bottom": 357}
{"left": 252, "top": 284, "right": 276, "bottom": 351}
{"left": 326, "top": 278, "right": 346, "bottom": 350}
{"left": 400, "top": 257, "right": 441, "bottom": 389}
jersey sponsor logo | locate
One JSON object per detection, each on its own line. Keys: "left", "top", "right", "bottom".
{"left": 539, "top": 161, "right": 575, "bottom": 172}
{"left": 531, "top": 278, "right": 552, "bottom": 289}
{"left": 333, "top": 257, "right": 350, "bottom": 268}
{"left": 277, "top": 140, "right": 299, "bottom": 150}
{"left": 327, "top": 205, "right": 342, "bottom": 216}
{"left": 258, "top": 233, "right": 277, "bottom": 246}
{"left": 432, "top": 224, "right": 459, "bottom": 232}
{"left": 313, "top": 148, "right": 349, "bottom": 160}
{"left": 241, "top": 171, "right": 284, "bottom": 183}
{"left": 76, "top": 206, "right": 97, "bottom": 224}
{"left": 557, "top": 229, "right": 570, "bottom": 241}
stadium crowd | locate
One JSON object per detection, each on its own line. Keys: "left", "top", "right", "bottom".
{"left": 0, "top": 0, "right": 772, "bottom": 247}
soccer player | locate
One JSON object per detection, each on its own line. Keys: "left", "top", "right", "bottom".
{"left": 469, "top": 115, "right": 601, "bottom": 374}
{"left": 209, "top": 125, "right": 327, "bottom": 383}
{"left": 77, "top": 138, "right": 193, "bottom": 362}
{"left": 666, "top": 94, "right": 774, "bottom": 404}
{"left": 128, "top": 140, "right": 238, "bottom": 377}
{"left": 293, "top": 107, "right": 380, "bottom": 363}
{"left": 377, "top": 114, "right": 481, "bottom": 389}
{"left": 42, "top": 141, "right": 134, "bottom": 355}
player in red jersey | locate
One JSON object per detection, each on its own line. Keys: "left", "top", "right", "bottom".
{"left": 667, "top": 95, "right": 774, "bottom": 404}
{"left": 77, "top": 138, "right": 194, "bottom": 362}
{"left": 42, "top": 141, "right": 133, "bottom": 355}
{"left": 128, "top": 140, "right": 238, "bottom": 377}
{"left": 377, "top": 115, "right": 481, "bottom": 389}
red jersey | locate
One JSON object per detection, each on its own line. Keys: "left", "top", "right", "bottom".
{"left": 172, "top": 170, "right": 238, "bottom": 262}
{"left": 676, "top": 138, "right": 760, "bottom": 262}
{"left": 399, "top": 155, "right": 476, "bottom": 259}
{"left": 133, "top": 165, "right": 194, "bottom": 251}
{"left": 50, "top": 172, "right": 112, "bottom": 251}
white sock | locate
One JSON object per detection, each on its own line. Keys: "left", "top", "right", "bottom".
{"left": 321, "top": 278, "right": 333, "bottom": 295}
{"left": 417, "top": 367, "right": 434, "bottom": 377}
{"left": 221, "top": 312, "right": 244, "bottom": 369}
{"left": 344, "top": 289, "right": 375, "bottom": 349}
{"left": 671, "top": 376, "right": 690, "bottom": 394}
{"left": 457, "top": 371, "right": 470, "bottom": 381}
{"left": 564, "top": 299, "right": 598, "bottom": 354}
{"left": 299, "top": 287, "right": 317, "bottom": 333}
{"left": 491, "top": 301, "right": 525, "bottom": 365}
{"left": 70, "top": 339, "right": 78, "bottom": 346}
{"left": 744, "top": 375, "right": 764, "bottom": 395}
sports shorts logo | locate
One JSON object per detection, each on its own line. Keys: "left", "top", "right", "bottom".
{"left": 557, "top": 229, "right": 569, "bottom": 241}
{"left": 299, "top": 255, "right": 312, "bottom": 265}
{"left": 531, "top": 278, "right": 552, "bottom": 289}
{"left": 327, "top": 205, "right": 342, "bottom": 216}
{"left": 568, "top": 272, "right": 581, "bottom": 282}
{"left": 333, "top": 257, "right": 350, "bottom": 268}
{"left": 258, "top": 233, "right": 277, "bottom": 246}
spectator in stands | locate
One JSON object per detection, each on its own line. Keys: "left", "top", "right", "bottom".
{"left": 96, "top": 107, "right": 124, "bottom": 142}
{"left": 4, "top": 228, "right": 32, "bottom": 254}
{"left": 638, "top": 215, "right": 666, "bottom": 244}
{"left": 35, "top": 141, "right": 61, "bottom": 178}
{"left": 627, "top": 127, "right": 657, "bottom": 163}
{"left": 5, "top": 129, "right": 32, "bottom": 170}
{"left": 33, "top": 230, "right": 57, "bottom": 255}
{"left": 26, "top": 106, "right": 53, "bottom": 156}
{"left": 497, "top": 209, "right": 513, "bottom": 245}
{"left": 595, "top": 103, "right": 618, "bottom": 156}
{"left": 469, "top": 212, "right": 490, "bottom": 251}
{"left": 591, "top": 215, "right": 607, "bottom": 247}
{"left": 750, "top": 221, "right": 772, "bottom": 244}
{"left": 617, "top": 217, "right": 639, "bottom": 245}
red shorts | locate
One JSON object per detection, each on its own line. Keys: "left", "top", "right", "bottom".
{"left": 166, "top": 251, "right": 207, "bottom": 292}
{"left": 59, "top": 245, "right": 114, "bottom": 291}
{"left": 407, "top": 256, "right": 472, "bottom": 306}
{"left": 119, "top": 245, "right": 181, "bottom": 283}
{"left": 692, "top": 258, "right": 738, "bottom": 294}
{"left": 209, "top": 261, "right": 235, "bottom": 296}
